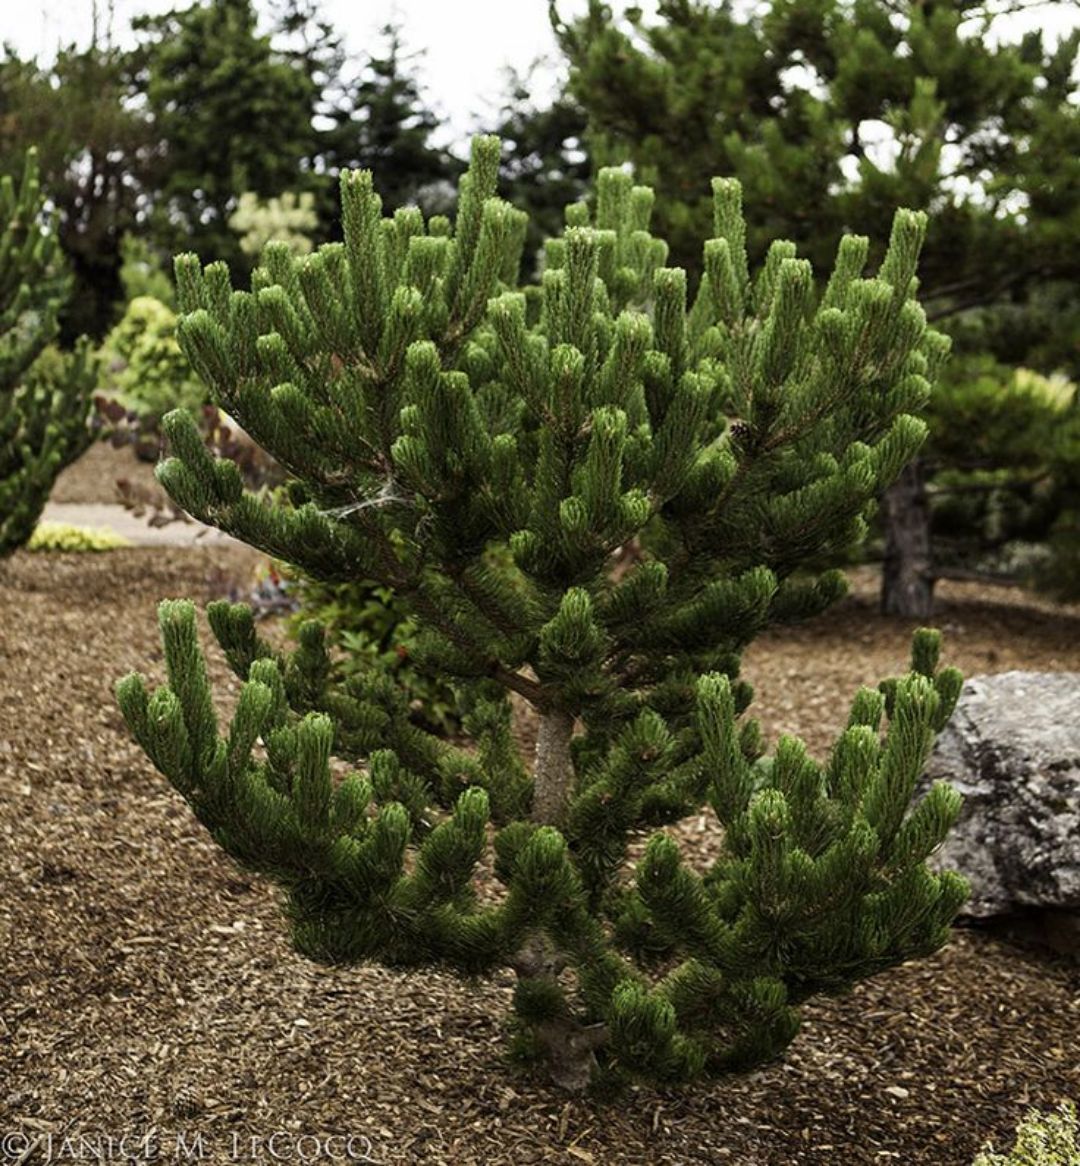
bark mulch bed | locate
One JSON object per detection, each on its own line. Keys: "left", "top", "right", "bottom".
{"left": 50, "top": 441, "right": 161, "bottom": 506}
{"left": 2, "top": 545, "right": 1079, "bottom": 1166}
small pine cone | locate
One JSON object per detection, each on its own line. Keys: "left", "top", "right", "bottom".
{"left": 171, "top": 1085, "right": 203, "bottom": 1118}
{"left": 728, "top": 420, "right": 752, "bottom": 448}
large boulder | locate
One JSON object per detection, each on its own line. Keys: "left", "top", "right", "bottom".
{"left": 921, "top": 671, "right": 1080, "bottom": 918}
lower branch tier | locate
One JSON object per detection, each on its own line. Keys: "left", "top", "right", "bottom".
{"left": 117, "top": 601, "right": 967, "bottom": 1090}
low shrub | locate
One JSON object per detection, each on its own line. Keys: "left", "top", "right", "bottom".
{"left": 972, "top": 1102, "right": 1080, "bottom": 1166}
{"left": 117, "top": 234, "right": 175, "bottom": 308}
{"left": 229, "top": 190, "right": 317, "bottom": 258}
{"left": 926, "top": 356, "right": 1080, "bottom": 595}
{"left": 284, "top": 571, "right": 463, "bottom": 735}
{"left": 99, "top": 296, "right": 205, "bottom": 423}
{"left": 0, "top": 150, "right": 97, "bottom": 556}
{"left": 28, "top": 521, "right": 130, "bottom": 552}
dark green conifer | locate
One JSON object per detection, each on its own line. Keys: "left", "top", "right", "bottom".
{"left": 0, "top": 149, "right": 96, "bottom": 556}
{"left": 119, "top": 137, "right": 967, "bottom": 1090}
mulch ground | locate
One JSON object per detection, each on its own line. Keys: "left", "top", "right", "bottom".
{"left": 50, "top": 440, "right": 161, "bottom": 506}
{"left": 3, "top": 458, "right": 1080, "bottom": 1164}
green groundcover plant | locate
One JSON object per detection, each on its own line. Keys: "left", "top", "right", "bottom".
{"left": 27, "top": 520, "right": 130, "bottom": 552}
{"left": 119, "top": 137, "right": 967, "bottom": 1091}
{"left": 973, "top": 1103, "right": 1080, "bottom": 1166}
{"left": 283, "top": 569, "right": 463, "bottom": 735}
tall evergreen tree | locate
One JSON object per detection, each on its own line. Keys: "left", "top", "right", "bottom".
{"left": 218, "top": 4, "right": 459, "bottom": 240}
{"left": 119, "top": 138, "right": 967, "bottom": 1091}
{"left": 0, "top": 42, "right": 157, "bottom": 340}
{"left": 129, "top": 0, "right": 322, "bottom": 270}
{"left": 553, "top": 0, "right": 1080, "bottom": 615}
{"left": 305, "top": 22, "right": 459, "bottom": 231}
{"left": 0, "top": 150, "right": 96, "bottom": 555}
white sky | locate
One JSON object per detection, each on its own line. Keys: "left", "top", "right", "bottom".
{"left": 1, "top": 0, "right": 1077, "bottom": 147}
{"left": 0, "top": 0, "right": 593, "bottom": 144}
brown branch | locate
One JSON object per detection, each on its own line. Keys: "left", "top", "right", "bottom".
{"left": 928, "top": 475, "right": 1050, "bottom": 496}
{"left": 493, "top": 663, "right": 547, "bottom": 707}
{"left": 925, "top": 265, "right": 1061, "bottom": 322}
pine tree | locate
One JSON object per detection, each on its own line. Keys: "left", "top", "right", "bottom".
{"left": 0, "top": 149, "right": 96, "bottom": 556}
{"left": 553, "top": 0, "right": 1080, "bottom": 616}
{"left": 118, "top": 137, "right": 967, "bottom": 1091}
{"left": 273, "top": 13, "right": 458, "bottom": 238}
{"left": 325, "top": 25, "right": 457, "bottom": 216}
{"left": 130, "top": 0, "right": 322, "bottom": 271}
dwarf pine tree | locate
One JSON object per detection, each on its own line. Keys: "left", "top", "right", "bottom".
{"left": 118, "top": 136, "right": 968, "bottom": 1091}
{"left": 0, "top": 148, "right": 96, "bottom": 556}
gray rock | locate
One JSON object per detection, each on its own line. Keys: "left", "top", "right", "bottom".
{"left": 920, "top": 670, "right": 1080, "bottom": 918}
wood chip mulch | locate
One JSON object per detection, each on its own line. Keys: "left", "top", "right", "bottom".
{"left": 2, "top": 543, "right": 1079, "bottom": 1166}
{"left": 49, "top": 441, "right": 162, "bottom": 506}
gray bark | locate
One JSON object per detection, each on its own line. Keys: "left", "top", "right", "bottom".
{"left": 512, "top": 938, "right": 607, "bottom": 1092}
{"left": 534, "top": 1017, "right": 610, "bottom": 1092}
{"left": 531, "top": 708, "right": 576, "bottom": 826}
{"left": 881, "top": 458, "right": 934, "bottom": 618}
{"left": 520, "top": 708, "right": 605, "bottom": 1089}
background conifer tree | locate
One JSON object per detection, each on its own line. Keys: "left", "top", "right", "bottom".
{"left": 280, "top": 12, "right": 459, "bottom": 234}
{"left": 119, "top": 137, "right": 967, "bottom": 1090}
{"left": 488, "top": 65, "right": 592, "bottom": 280}
{"left": 129, "top": 0, "right": 322, "bottom": 271}
{"left": 323, "top": 25, "right": 457, "bottom": 217}
{"left": 0, "top": 40, "right": 157, "bottom": 340}
{"left": 0, "top": 149, "right": 96, "bottom": 556}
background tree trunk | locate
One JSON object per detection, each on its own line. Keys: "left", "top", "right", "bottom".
{"left": 881, "top": 458, "right": 934, "bottom": 618}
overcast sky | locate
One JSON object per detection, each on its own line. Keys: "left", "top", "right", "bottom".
{"left": 1, "top": 1, "right": 1077, "bottom": 146}
{"left": 0, "top": 0, "right": 591, "bottom": 143}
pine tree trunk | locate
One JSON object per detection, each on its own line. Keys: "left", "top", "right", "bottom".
{"left": 881, "top": 458, "right": 934, "bottom": 618}
{"left": 531, "top": 708, "right": 575, "bottom": 826}
{"left": 534, "top": 1016, "right": 610, "bottom": 1092}
{"left": 512, "top": 937, "right": 608, "bottom": 1093}
{"left": 522, "top": 708, "right": 605, "bottom": 1090}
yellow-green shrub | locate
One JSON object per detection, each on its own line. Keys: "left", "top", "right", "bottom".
{"left": 28, "top": 522, "right": 130, "bottom": 552}
{"left": 973, "top": 1103, "right": 1079, "bottom": 1166}
{"left": 101, "top": 296, "right": 205, "bottom": 421}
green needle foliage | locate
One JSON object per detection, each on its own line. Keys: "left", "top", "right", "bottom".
{"left": 118, "top": 137, "right": 967, "bottom": 1091}
{"left": 552, "top": 0, "right": 1080, "bottom": 615}
{"left": 0, "top": 149, "right": 96, "bottom": 556}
